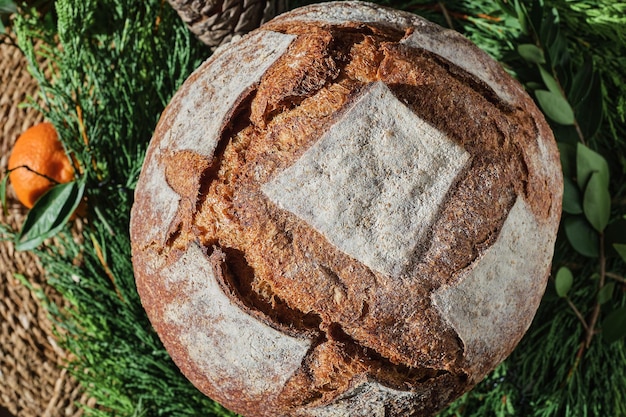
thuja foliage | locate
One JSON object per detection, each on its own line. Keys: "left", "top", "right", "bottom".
{"left": 1, "top": 0, "right": 624, "bottom": 416}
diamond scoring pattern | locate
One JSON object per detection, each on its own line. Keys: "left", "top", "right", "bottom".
{"left": 262, "top": 81, "right": 470, "bottom": 277}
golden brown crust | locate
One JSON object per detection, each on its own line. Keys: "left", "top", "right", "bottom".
{"left": 130, "top": 2, "right": 562, "bottom": 416}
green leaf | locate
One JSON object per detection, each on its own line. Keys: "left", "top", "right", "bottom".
{"left": 558, "top": 142, "right": 576, "bottom": 177}
{"left": 555, "top": 266, "right": 573, "bottom": 298}
{"left": 563, "top": 216, "right": 599, "bottom": 258}
{"left": 575, "top": 71, "right": 603, "bottom": 140}
{"left": 602, "top": 307, "right": 626, "bottom": 344}
{"left": 614, "top": 243, "right": 626, "bottom": 263}
{"left": 562, "top": 177, "right": 583, "bottom": 215}
{"left": 549, "top": 33, "right": 569, "bottom": 69}
{"left": 535, "top": 89, "right": 575, "bottom": 125}
{"left": 539, "top": 66, "right": 562, "bottom": 96}
{"left": 568, "top": 59, "right": 594, "bottom": 108}
{"left": 0, "top": 0, "right": 17, "bottom": 14}
{"left": 583, "top": 172, "right": 611, "bottom": 232}
{"left": 15, "top": 180, "right": 85, "bottom": 251}
{"left": 515, "top": 0, "right": 529, "bottom": 35}
{"left": 576, "top": 143, "right": 609, "bottom": 190}
{"left": 518, "top": 44, "right": 546, "bottom": 64}
{"left": 597, "top": 282, "right": 615, "bottom": 305}
{"left": 0, "top": 174, "right": 8, "bottom": 216}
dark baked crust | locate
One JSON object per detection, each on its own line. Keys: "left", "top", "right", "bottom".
{"left": 130, "top": 2, "right": 562, "bottom": 416}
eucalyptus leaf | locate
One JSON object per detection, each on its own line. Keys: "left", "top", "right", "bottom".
{"left": 563, "top": 216, "right": 600, "bottom": 258}
{"left": 568, "top": 59, "right": 594, "bottom": 108}
{"left": 547, "top": 25, "right": 569, "bottom": 69}
{"left": 539, "top": 11, "right": 558, "bottom": 48}
{"left": 552, "top": 125, "right": 580, "bottom": 145}
{"left": 575, "top": 72, "right": 603, "bottom": 140}
{"left": 576, "top": 143, "right": 609, "bottom": 190}
{"left": 597, "top": 282, "right": 615, "bottom": 305}
{"left": 0, "top": 174, "right": 8, "bottom": 216}
{"left": 555, "top": 266, "right": 573, "bottom": 298}
{"left": 602, "top": 307, "right": 626, "bottom": 344}
{"left": 614, "top": 243, "right": 626, "bottom": 263}
{"left": 0, "top": 0, "right": 16, "bottom": 13}
{"left": 558, "top": 142, "right": 576, "bottom": 177}
{"left": 535, "top": 89, "right": 575, "bottom": 125}
{"left": 15, "top": 180, "right": 85, "bottom": 251}
{"left": 562, "top": 176, "right": 583, "bottom": 215}
{"left": 583, "top": 172, "right": 611, "bottom": 232}
{"left": 539, "top": 66, "right": 562, "bottom": 96}
{"left": 518, "top": 44, "right": 546, "bottom": 64}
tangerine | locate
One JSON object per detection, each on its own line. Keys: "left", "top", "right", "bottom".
{"left": 8, "top": 122, "right": 74, "bottom": 209}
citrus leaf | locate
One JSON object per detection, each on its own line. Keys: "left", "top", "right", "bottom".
{"left": 555, "top": 266, "right": 573, "bottom": 298}
{"left": 15, "top": 180, "right": 85, "bottom": 251}
{"left": 597, "top": 282, "right": 615, "bottom": 305}
{"left": 563, "top": 216, "right": 599, "bottom": 258}
{"left": 535, "top": 89, "right": 575, "bottom": 125}
{"left": 0, "top": 174, "right": 8, "bottom": 216}
{"left": 539, "top": 66, "right": 561, "bottom": 96}
{"left": 614, "top": 243, "right": 626, "bottom": 263}
{"left": 583, "top": 172, "right": 611, "bottom": 232}
{"left": 518, "top": 44, "right": 546, "bottom": 64}
{"left": 562, "top": 176, "right": 583, "bottom": 215}
{"left": 602, "top": 307, "right": 626, "bottom": 344}
{"left": 576, "top": 143, "right": 609, "bottom": 190}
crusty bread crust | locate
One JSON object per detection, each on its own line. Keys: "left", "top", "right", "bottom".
{"left": 130, "top": 2, "right": 562, "bottom": 416}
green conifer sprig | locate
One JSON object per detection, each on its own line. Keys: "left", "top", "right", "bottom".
{"left": 1, "top": 0, "right": 624, "bottom": 416}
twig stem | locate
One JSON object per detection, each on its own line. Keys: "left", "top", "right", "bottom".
{"left": 606, "top": 272, "right": 626, "bottom": 283}
{"left": 566, "top": 297, "right": 589, "bottom": 333}
{"left": 585, "top": 233, "right": 606, "bottom": 348}
{"left": 438, "top": 2, "right": 455, "bottom": 29}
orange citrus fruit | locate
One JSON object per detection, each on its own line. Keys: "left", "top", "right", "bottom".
{"left": 8, "top": 122, "right": 74, "bottom": 209}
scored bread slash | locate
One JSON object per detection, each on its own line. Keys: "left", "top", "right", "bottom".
{"left": 130, "top": 2, "right": 563, "bottom": 416}
{"left": 161, "top": 243, "right": 312, "bottom": 402}
{"left": 262, "top": 81, "right": 471, "bottom": 278}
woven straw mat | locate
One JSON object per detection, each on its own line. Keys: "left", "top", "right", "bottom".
{"left": 0, "top": 36, "right": 88, "bottom": 417}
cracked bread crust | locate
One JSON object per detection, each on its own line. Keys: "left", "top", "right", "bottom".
{"left": 130, "top": 2, "right": 562, "bottom": 417}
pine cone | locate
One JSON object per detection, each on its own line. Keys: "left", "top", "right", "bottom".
{"left": 167, "top": 0, "right": 288, "bottom": 50}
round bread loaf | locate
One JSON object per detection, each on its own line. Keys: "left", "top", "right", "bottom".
{"left": 130, "top": 2, "right": 562, "bottom": 416}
